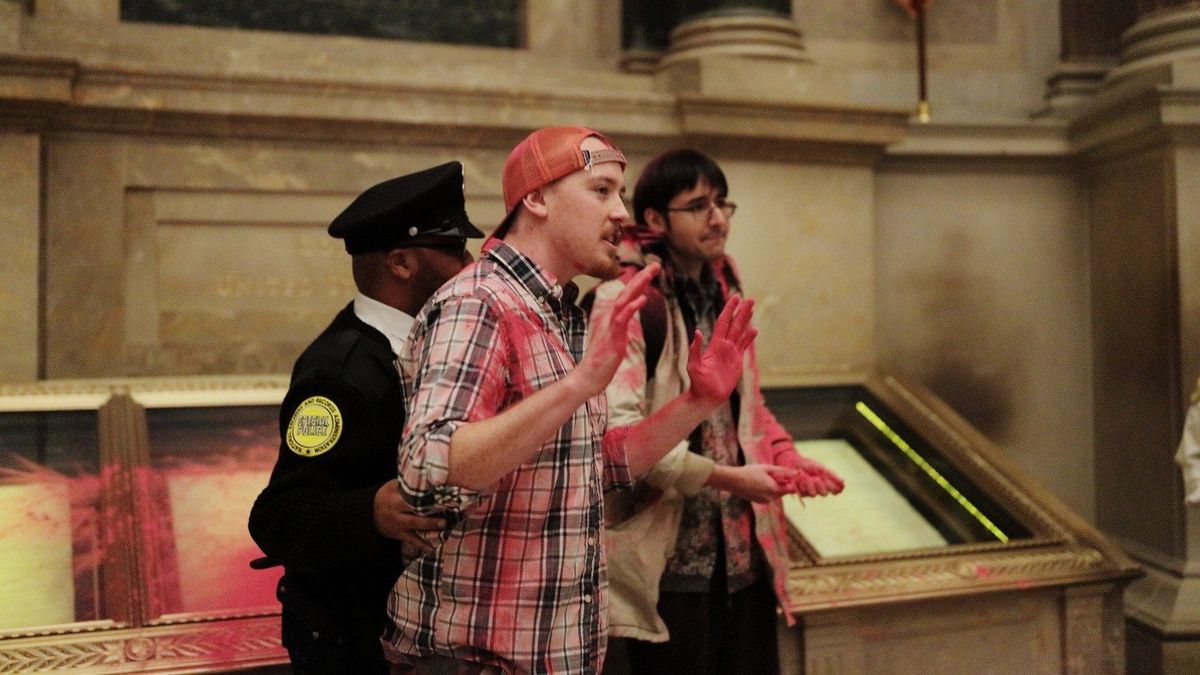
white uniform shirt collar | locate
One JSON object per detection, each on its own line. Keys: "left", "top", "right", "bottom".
{"left": 353, "top": 292, "right": 415, "bottom": 356}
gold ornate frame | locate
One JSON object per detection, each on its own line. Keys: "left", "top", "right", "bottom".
{"left": 774, "top": 371, "right": 1140, "bottom": 612}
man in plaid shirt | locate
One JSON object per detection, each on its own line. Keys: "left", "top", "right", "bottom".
{"left": 383, "top": 127, "right": 774, "bottom": 674}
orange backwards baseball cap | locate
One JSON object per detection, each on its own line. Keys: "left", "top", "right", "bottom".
{"left": 493, "top": 126, "right": 626, "bottom": 238}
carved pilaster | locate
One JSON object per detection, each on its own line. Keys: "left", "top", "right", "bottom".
{"left": 1069, "top": 7, "right": 1200, "bottom": 665}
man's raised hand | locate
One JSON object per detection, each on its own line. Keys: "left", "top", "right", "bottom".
{"left": 685, "top": 295, "right": 757, "bottom": 406}
{"left": 577, "top": 263, "right": 661, "bottom": 396}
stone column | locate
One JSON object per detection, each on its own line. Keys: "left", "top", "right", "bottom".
{"left": 660, "top": 0, "right": 805, "bottom": 67}
{"left": 621, "top": 0, "right": 804, "bottom": 72}
{"left": 1114, "top": 0, "right": 1200, "bottom": 77}
{"left": 619, "top": 0, "right": 675, "bottom": 73}
{"left": 1076, "top": 1, "right": 1200, "bottom": 672}
{"left": 1040, "top": 0, "right": 1137, "bottom": 116}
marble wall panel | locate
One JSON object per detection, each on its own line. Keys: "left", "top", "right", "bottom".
{"left": 792, "top": 0, "right": 1059, "bottom": 123}
{"left": 43, "top": 134, "right": 508, "bottom": 378}
{"left": 0, "top": 2, "right": 21, "bottom": 51}
{"left": 38, "top": 131, "right": 884, "bottom": 384}
{"left": 43, "top": 137, "right": 127, "bottom": 380}
{"left": 874, "top": 160, "right": 1094, "bottom": 519}
{"left": 0, "top": 134, "right": 40, "bottom": 382}
{"left": 795, "top": 0, "right": 998, "bottom": 44}
{"left": 33, "top": 0, "right": 117, "bottom": 23}
{"left": 527, "top": 0, "right": 620, "bottom": 64}
{"left": 132, "top": 191, "right": 353, "bottom": 374}
{"left": 720, "top": 160, "right": 876, "bottom": 384}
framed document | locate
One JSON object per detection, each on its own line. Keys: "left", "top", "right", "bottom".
{"left": 0, "top": 377, "right": 290, "bottom": 672}
{"left": 0, "top": 397, "right": 108, "bottom": 632}
{"left": 764, "top": 372, "right": 1136, "bottom": 612}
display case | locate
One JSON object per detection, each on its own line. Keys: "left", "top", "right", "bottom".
{"left": 0, "top": 372, "right": 1139, "bottom": 673}
{"left": 768, "top": 372, "right": 1140, "bottom": 674}
{"left": 0, "top": 377, "right": 288, "bottom": 673}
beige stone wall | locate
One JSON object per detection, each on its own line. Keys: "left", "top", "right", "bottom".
{"left": 875, "top": 157, "right": 1094, "bottom": 519}
{"left": 793, "top": 0, "right": 1062, "bottom": 120}
{"left": 3, "top": 0, "right": 912, "bottom": 382}
{"left": 723, "top": 160, "right": 876, "bottom": 384}
{"left": 40, "top": 135, "right": 512, "bottom": 377}
{"left": 33, "top": 131, "right": 888, "bottom": 381}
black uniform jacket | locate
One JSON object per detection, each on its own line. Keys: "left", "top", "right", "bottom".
{"left": 248, "top": 303, "right": 406, "bottom": 671}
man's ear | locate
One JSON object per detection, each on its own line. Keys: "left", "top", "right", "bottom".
{"left": 522, "top": 187, "right": 550, "bottom": 219}
{"left": 385, "top": 248, "right": 415, "bottom": 281}
{"left": 643, "top": 207, "right": 668, "bottom": 235}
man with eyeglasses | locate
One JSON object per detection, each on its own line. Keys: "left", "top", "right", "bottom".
{"left": 249, "top": 161, "right": 482, "bottom": 674}
{"left": 589, "top": 149, "right": 844, "bottom": 675}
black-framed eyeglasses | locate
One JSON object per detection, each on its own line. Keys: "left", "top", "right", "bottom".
{"left": 665, "top": 199, "right": 737, "bottom": 220}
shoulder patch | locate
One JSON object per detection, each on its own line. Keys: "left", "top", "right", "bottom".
{"left": 286, "top": 396, "right": 344, "bottom": 457}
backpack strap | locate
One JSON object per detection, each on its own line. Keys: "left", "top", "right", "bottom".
{"left": 580, "top": 264, "right": 668, "bottom": 377}
{"left": 639, "top": 281, "right": 668, "bottom": 377}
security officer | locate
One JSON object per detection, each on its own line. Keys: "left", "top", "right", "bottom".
{"left": 248, "top": 161, "right": 484, "bottom": 674}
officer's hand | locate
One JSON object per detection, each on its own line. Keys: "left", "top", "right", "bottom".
{"left": 373, "top": 479, "right": 446, "bottom": 552}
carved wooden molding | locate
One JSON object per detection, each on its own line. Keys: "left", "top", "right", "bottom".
{"left": 0, "top": 617, "right": 284, "bottom": 673}
{"left": 789, "top": 546, "right": 1111, "bottom": 608}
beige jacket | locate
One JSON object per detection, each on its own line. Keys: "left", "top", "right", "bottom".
{"left": 592, "top": 252, "right": 797, "bottom": 643}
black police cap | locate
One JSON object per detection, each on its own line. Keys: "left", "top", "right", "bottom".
{"left": 328, "top": 161, "right": 485, "bottom": 254}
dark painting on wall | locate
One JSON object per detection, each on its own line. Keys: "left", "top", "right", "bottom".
{"left": 121, "top": 0, "right": 520, "bottom": 48}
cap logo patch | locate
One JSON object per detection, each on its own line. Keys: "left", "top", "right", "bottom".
{"left": 286, "top": 396, "right": 343, "bottom": 457}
